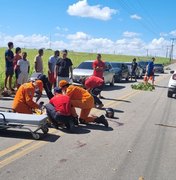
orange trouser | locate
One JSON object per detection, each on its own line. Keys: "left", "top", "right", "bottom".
{"left": 13, "top": 104, "right": 33, "bottom": 114}
{"left": 71, "top": 96, "right": 95, "bottom": 122}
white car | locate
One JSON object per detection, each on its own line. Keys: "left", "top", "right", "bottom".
{"left": 73, "top": 60, "right": 115, "bottom": 86}
{"left": 168, "top": 70, "right": 176, "bottom": 98}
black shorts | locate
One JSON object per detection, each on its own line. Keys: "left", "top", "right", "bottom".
{"left": 5, "top": 67, "right": 14, "bottom": 77}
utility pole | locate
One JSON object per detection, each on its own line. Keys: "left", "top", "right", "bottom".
{"left": 170, "top": 38, "right": 176, "bottom": 61}
{"left": 166, "top": 46, "right": 170, "bottom": 58}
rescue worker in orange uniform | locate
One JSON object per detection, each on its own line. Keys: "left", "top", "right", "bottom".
{"left": 12, "top": 80, "right": 43, "bottom": 114}
{"left": 59, "top": 80, "right": 108, "bottom": 127}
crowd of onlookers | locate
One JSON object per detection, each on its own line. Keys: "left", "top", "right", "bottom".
{"left": 3, "top": 41, "right": 110, "bottom": 130}
{"left": 3, "top": 41, "right": 74, "bottom": 92}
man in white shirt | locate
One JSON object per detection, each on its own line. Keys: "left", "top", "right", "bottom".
{"left": 17, "top": 52, "right": 30, "bottom": 88}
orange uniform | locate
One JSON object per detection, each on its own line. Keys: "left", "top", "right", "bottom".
{"left": 12, "top": 82, "right": 39, "bottom": 114}
{"left": 66, "top": 85, "right": 95, "bottom": 122}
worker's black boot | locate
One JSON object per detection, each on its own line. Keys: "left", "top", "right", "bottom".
{"left": 79, "top": 118, "right": 87, "bottom": 124}
{"left": 95, "top": 115, "right": 109, "bottom": 127}
{"left": 65, "top": 120, "right": 75, "bottom": 133}
{"left": 73, "top": 116, "right": 79, "bottom": 126}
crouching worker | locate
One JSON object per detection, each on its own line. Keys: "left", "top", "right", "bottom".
{"left": 59, "top": 80, "right": 109, "bottom": 127}
{"left": 12, "top": 80, "right": 43, "bottom": 114}
{"left": 81, "top": 75, "right": 104, "bottom": 109}
{"left": 45, "top": 87, "right": 78, "bottom": 132}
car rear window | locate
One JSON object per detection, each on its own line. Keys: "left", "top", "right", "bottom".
{"left": 77, "top": 62, "right": 93, "bottom": 69}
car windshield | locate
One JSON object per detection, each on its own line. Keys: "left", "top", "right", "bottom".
{"left": 77, "top": 62, "right": 93, "bottom": 69}
{"left": 154, "top": 64, "right": 163, "bottom": 67}
{"left": 111, "top": 63, "right": 121, "bottom": 68}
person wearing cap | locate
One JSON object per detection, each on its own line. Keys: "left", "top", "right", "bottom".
{"left": 59, "top": 80, "right": 109, "bottom": 127}
{"left": 92, "top": 54, "right": 106, "bottom": 99}
{"left": 12, "top": 80, "right": 43, "bottom": 114}
{"left": 54, "top": 49, "right": 73, "bottom": 86}
{"left": 81, "top": 75, "right": 104, "bottom": 109}
{"left": 48, "top": 50, "right": 60, "bottom": 89}
{"left": 45, "top": 87, "right": 78, "bottom": 131}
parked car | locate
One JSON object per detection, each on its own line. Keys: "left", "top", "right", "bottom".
{"left": 154, "top": 63, "right": 164, "bottom": 73}
{"left": 138, "top": 61, "right": 150, "bottom": 75}
{"left": 167, "top": 70, "right": 176, "bottom": 98}
{"left": 72, "top": 60, "right": 115, "bottom": 86}
{"left": 109, "top": 62, "right": 130, "bottom": 82}
{"left": 124, "top": 62, "right": 143, "bottom": 79}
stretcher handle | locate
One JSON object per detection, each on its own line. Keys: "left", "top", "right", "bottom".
{"left": 0, "top": 113, "right": 7, "bottom": 124}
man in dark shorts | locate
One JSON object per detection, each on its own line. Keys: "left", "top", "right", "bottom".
{"left": 4, "top": 42, "right": 14, "bottom": 91}
{"left": 55, "top": 49, "right": 73, "bottom": 86}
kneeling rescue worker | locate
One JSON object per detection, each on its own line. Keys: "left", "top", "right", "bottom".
{"left": 59, "top": 80, "right": 108, "bottom": 127}
{"left": 12, "top": 80, "right": 43, "bottom": 114}
{"left": 45, "top": 87, "right": 78, "bottom": 131}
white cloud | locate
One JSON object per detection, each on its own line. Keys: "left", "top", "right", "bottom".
{"left": 0, "top": 32, "right": 175, "bottom": 58}
{"left": 130, "top": 14, "right": 142, "bottom": 20}
{"left": 67, "top": 0, "right": 117, "bottom": 21}
{"left": 0, "top": 33, "right": 49, "bottom": 48}
{"left": 123, "top": 31, "right": 140, "bottom": 38}
{"left": 56, "top": 26, "right": 69, "bottom": 32}
{"left": 67, "top": 32, "right": 91, "bottom": 40}
{"left": 170, "top": 30, "right": 176, "bottom": 36}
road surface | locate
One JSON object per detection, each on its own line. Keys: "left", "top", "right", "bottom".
{"left": 0, "top": 63, "right": 176, "bottom": 180}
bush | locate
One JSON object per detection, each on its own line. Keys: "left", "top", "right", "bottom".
{"left": 131, "top": 82, "right": 155, "bottom": 91}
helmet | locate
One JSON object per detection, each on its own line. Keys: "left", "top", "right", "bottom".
{"left": 105, "top": 108, "right": 114, "bottom": 118}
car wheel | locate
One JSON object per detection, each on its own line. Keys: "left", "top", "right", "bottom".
{"left": 167, "top": 91, "right": 173, "bottom": 98}
{"left": 117, "top": 75, "right": 122, "bottom": 83}
{"left": 110, "top": 77, "right": 115, "bottom": 86}
{"left": 126, "top": 74, "right": 129, "bottom": 81}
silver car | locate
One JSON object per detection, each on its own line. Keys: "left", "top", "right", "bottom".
{"left": 73, "top": 60, "right": 115, "bottom": 86}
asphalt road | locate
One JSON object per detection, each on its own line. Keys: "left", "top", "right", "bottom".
{"left": 0, "top": 63, "right": 176, "bottom": 180}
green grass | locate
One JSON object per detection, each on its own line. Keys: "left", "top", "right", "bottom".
{"left": 0, "top": 47, "right": 170, "bottom": 89}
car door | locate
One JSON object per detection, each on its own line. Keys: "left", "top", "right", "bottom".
{"left": 121, "top": 63, "right": 126, "bottom": 78}
{"left": 103, "top": 62, "right": 113, "bottom": 83}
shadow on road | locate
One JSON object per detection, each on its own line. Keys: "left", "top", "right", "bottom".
{"left": 108, "top": 119, "right": 124, "bottom": 127}
{"left": 101, "top": 97, "right": 131, "bottom": 103}
{"left": 0, "top": 129, "right": 60, "bottom": 142}
{"left": 79, "top": 123, "right": 113, "bottom": 131}
{"left": 155, "top": 85, "right": 168, "bottom": 89}
{"left": 103, "top": 85, "right": 126, "bottom": 91}
{"left": 58, "top": 126, "right": 91, "bottom": 134}
{"left": 155, "top": 123, "right": 176, "bottom": 128}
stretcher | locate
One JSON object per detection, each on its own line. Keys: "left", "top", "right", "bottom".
{"left": 0, "top": 112, "right": 49, "bottom": 140}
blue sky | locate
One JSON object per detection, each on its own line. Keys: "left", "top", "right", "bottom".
{"left": 0, "top": 0, "right": 175, "bottom": 57}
